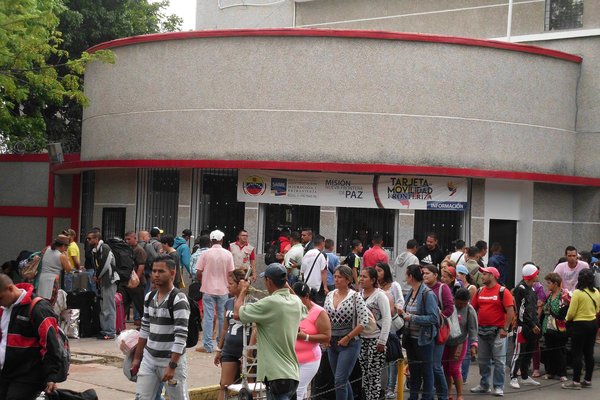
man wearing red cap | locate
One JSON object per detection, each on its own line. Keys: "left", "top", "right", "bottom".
{"left": 470, "top": 266, "right": 514, "bottom": 397}
{"left": 509, "top": 263, "right": 542, "bottom": 389}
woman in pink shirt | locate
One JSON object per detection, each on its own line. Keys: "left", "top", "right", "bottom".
{"left": 293, "top": 282, "right": 332, "bottom": 399}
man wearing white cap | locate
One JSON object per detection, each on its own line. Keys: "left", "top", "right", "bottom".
{"left": 196, "top": 230, "right": 235, "bottom": 353}
{"left": 509, "top": 263, "right": 542, "bottom": 389}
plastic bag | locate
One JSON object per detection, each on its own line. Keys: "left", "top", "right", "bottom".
{"left": 61, "top": 309, "right": 80, "bottom": 339}
{"left": 116, "top": 329, "right": 140, "bottom": 355}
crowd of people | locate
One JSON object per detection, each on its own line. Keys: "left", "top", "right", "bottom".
{"left": 1, "top": 226, "right": 599, "bottom": 400}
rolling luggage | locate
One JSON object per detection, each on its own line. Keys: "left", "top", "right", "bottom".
{"left": 66, "top": 291, "right": 100, "bottom": 338}
{"left": 115, "top": 292, "right": 126, "bottom": 334}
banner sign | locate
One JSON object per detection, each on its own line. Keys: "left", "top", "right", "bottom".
{"left": 237, "top": 170, "right": 468, "bottom": 211}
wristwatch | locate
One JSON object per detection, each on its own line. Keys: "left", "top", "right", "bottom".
{"left": 169, "top": 361, "right": 178, "bottom": 369}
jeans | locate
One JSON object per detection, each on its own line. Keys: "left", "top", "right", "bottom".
{"left": 461, "top": 338, "right": 474, "bottom": 382}
{"left": 201, "top": 293, "right": 228, "bottom": 352}
{"left": 99, "top": 282, "right": 117, "bottom": 337}
{"left": 477, "top": 332, "right": 507, "bottom": 390}
{"left": 266, "top": 379, "right": 299, "bottom": 400}
{"left": 136, "top": 356, "right": 188, "bottom": 400}
{"left": 433, "top": 343, "right": 448, "bottom": 399}
{"left": 387, "top": 361, "right": 398, "bottom": 391}
{"left": 297, "top": 359, "right": 321, "bottom": 400}
{"left": 328, "top": 337, "right": 361, "bottom": 400}
{"left": 405, "top": 336, "right": 434, "bottom": 400}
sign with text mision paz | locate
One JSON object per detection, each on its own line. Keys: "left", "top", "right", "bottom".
{"left": 237, "top": 170, "right": 468, "bottom": 211}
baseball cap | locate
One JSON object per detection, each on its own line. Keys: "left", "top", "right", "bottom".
{"left": 522, "top": 263, "right": 539, "bottom": 280}
{"left": 456, "top": 265, "right": 469, "bottom": 275}
{"left": 479, "top": 266, "right": 500, "bottom": 279}
{"left": 210, "top": 230, "right": 225, "bottom": 241}
{"left": 259, "top": 263, "right": 287, "bottom": 283}
{"left": 182, "top": 229, "right": 192, "bottom": 238}
{"left": 150, "top": 227, "right": 164, "bottom": 236}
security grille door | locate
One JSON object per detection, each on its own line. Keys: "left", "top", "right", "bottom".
{"left": 102, "top": 208, "right": 126, "bottom": 240}
{"left": 413, "top": 210, "right": 464, "bottom": 255}
{"left": 264, "top": 204, "right": 320, "bottom": 244}
{"left": 337, "top": 208, "right": 395, "bottom": 256}
{"left": 145, "top": 169, "right": 180, "bottom": 236}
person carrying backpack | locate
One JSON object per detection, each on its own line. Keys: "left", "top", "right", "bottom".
{"left": 470, "top": 267, "right": 515, "bottom": 397}
{"left": 131, "top": 255, "right": 191, "bottom": 400}
{"left": 0, "top": 275, "right": 69, "bottom": 400}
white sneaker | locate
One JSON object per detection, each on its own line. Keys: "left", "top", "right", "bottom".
{"left": 509, "top": 378, "right": 520, "bottom": 389}
{"left": 493, "top": 388, "right": 504, "bottom": 397}
{"left": 470, "top": 385, "right": 491, "bottom": 393}
{"left": 521, "top": 377, "right": 541, "bottom": 386}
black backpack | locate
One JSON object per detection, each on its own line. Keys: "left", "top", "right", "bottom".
{"left": 106, "top": 238, "right": 135, "bottom": 282}
{"left": 146, "top": 288, "right": 201, "bottom": 348}
{"left": 264, "top": 240, "right": 281, "bottom": 265}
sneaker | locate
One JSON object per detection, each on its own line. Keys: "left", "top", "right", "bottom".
{"left": 470, "top": 385, "right": 491, "bottom": 393}
{"left": 560, "top": 376, "right": 568, "bottom": 382}
{"left": 509, "top": 378, "right": 520, "bottom": 389}
{"left": 493, "top": 388, "right": 504, "bottom": 397}
{"left": 385, "top": 389, "right": 396, "bottom": 399}
{"left": 562, "top": 381, "right": 581, "bottom": 390}
{"left": 521, "top": 377, "right": 541, "bottom": 386}
{"left": 581, "top": 380, "right": 592, "bottom": 388}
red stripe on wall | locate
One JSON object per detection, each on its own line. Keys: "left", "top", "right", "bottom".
{"left": 86, "top": 28, "right": 582, "bottom": 63}
{"left": 7, "top": 333, "right": 39, "bottom": 348}
{"left": 51, "top": 159, "right": 600, "bottom": 187}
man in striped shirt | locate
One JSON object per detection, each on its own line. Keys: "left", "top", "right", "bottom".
{"left": 131, "top": 255, "right": 190, "bottom": 400}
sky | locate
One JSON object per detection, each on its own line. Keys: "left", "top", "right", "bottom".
{"left": 158, "top": 0, "right": 197, "bottom": 31}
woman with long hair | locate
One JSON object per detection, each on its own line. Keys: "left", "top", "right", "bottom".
{"left": 541, "top": 272, "right": 569, "bottom": 381}
{"left": 214, "top": 269, "right": 253, "bottom": 400}
{"left": 562, "top": 268, "right": 600, "bottom": 389}
{"left": 401, "top": 264, "right": 439, "bottom": 400}
{"left": 375, "top": 262, "right": 404, "bottom": 398}
{"left": 456, "top": 264, "right": 477, "bottom": 383}
{"left": 324, "top": 265, "right": 370, "bottom": 400}
{"left": 359, "top": 267, "right": 392, "bottom": 400}
{"left": 422, "top": 264, "right": 453, "bottom": 400}
{"left": 293, "top": 282, "right": 332, "bottom": 399}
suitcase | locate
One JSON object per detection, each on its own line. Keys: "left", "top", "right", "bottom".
{"left": 63, "top": 271, "right": 89, "bottom": 293}
{"left": 115, "top": 292, "right": 126, "bottom": 334}
{"left": 66, "top": 291, "right": 100, "bottom": 338}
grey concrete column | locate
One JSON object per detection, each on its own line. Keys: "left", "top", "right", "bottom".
{"left": 244, "top": 202, "right": 260, "bottom": 251}
{"left": 396, "top": 210, "right": 415, "bottom": 259}
{"left": 319, "top": 206, "right": 337, "bottom": 248}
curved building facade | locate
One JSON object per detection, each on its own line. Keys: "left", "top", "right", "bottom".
{"left": 46, "top": 28, "right": 599, "bottom": 287}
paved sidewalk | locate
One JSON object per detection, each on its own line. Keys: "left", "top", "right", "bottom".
{"left": 62, "top": 336, "right": 600, "bottom": 400}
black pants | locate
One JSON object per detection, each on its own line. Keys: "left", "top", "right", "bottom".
{"left": 0, "top": 379, "right": 43, "bottom": 400}
{"left": 117, "top": 281, "right": 144, "bottom": 320}
{"left": 543, "top": 332, "right": 567, "bottom": 377}
{"left": 510, "top": 327, "right": 537, "bottom": 380}
{"left": 569, "top": 320, "right": 597, "bottom": 382}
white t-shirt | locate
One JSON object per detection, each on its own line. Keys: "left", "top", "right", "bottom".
{"left": 450, "top": 250, "right": 467, "bottom": 266}
{"left": 300, "top": 249, "right": 327, "bottom": 290}
{"left": 554, "top": 261, "right": 589, "bottom": 293}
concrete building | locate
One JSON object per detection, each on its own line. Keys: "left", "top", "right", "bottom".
{"left": 1, "top": 1, "right": 598, "bottom": 287}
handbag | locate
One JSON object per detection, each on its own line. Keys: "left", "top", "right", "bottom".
{"left": 126, "top": 271, "right": 140, "bottom": 289}
{"left": 391, "top": 313, "right": 405, "bottom": 332}
{"left": 21, "top": 250, "right": 45, "bottom": 281}
{"left": 385, "top": 332, "right": 403, "bottom": 362}
{"left": 436, "top": 284, "right": 459, "bottom": 344}
{"left": 436, "top": 316, "right": 450, "bottom": 344}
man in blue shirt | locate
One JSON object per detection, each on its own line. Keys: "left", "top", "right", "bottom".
{"left": 324, "top": 239, "right": 339, "bottom": 291}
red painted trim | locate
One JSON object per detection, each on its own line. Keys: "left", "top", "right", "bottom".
{"left": 51, "top": 159, "right": 600, "bottom": 187}
{"left": 7, "top": 334, "right": 39, "bottom": 348}
{"left": 86, "top": 28, "right": 582, "bottom": 63}
{"left": 0, "top": 153, "right": 80, "bottom": 163}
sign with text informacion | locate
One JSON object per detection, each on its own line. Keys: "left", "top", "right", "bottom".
{"left": 237, "top": 170, "right": 468, "bottom": 211}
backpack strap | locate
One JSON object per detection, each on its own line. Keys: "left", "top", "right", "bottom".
{"left": 166, "top": 288, "right": 180, "bottom": 320}
{"left": 29, "top": 297, "right": 45, "bottom": 322}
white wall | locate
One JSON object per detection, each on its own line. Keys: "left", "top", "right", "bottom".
{"left": 483, "top": 179, "right": 533, "bottom": 282}
{"left": 196, "top": 0, "right": 294, "bottom": 29}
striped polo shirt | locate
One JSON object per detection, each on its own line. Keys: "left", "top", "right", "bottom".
{"left": 140, "top": 288, "right": 190, "bottom": 359}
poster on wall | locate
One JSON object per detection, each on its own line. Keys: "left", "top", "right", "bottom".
{"left": 237, "top": 170, "right": 468, "bottom": 211}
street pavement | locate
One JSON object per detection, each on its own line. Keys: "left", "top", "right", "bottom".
{"left": 62, "top": 333, "right": 600, "bottom": 400}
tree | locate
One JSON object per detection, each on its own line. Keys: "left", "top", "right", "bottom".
{"left": 0, "top": 0, "right": 181, "bottom": 154}
{"left": 45, "top": 0, "right": 183, "bottom": 152}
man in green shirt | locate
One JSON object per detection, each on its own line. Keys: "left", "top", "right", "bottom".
{"left": 234, "top": 263, "right": 307, "bottom": 400}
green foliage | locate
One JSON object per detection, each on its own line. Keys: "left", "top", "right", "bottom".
{"left": 0, "top": 0, "right": 182, "bottom": 154}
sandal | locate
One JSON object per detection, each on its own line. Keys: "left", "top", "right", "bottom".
{"left": 532, "top": 370, "right": 541, "bottom": 378}
{"left": 96, "top": 335, "right": 115, "bottom": 340}
{"left": 544, "top": 374, "right": 554, "bottom": 380}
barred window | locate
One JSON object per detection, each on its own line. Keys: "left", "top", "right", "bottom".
{"left": 545, "top": 0, "right": 583, "bottom": 31}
